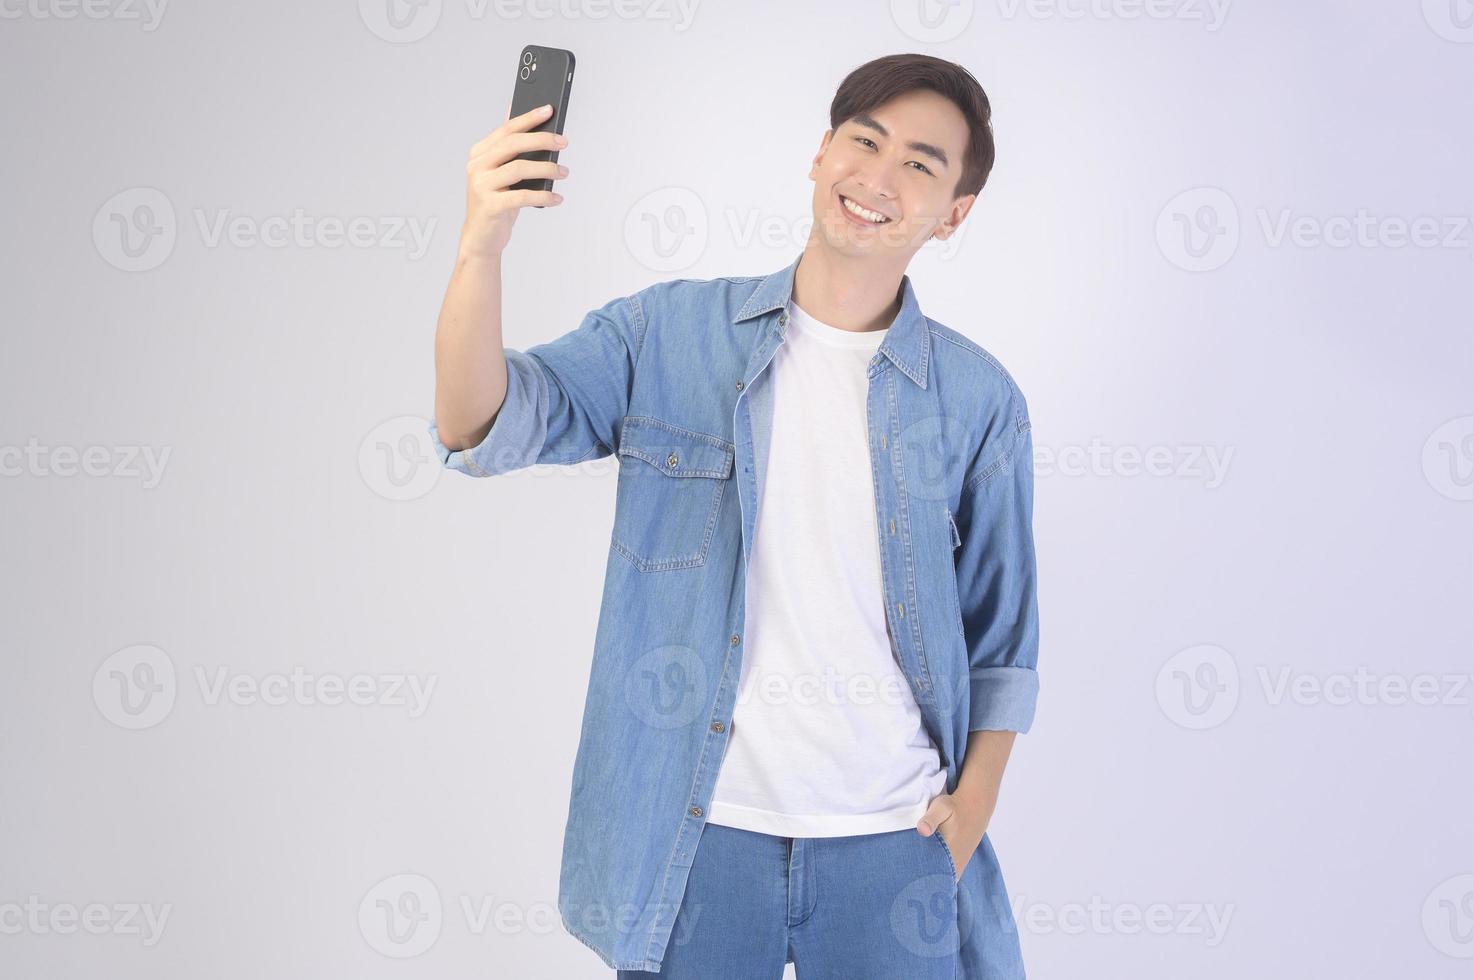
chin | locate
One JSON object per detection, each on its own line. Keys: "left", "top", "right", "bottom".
{"left": 812, "top": 207, "right": 882, "bottom": 257}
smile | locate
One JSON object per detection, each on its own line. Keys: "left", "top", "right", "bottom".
{"left": 838, "top": 194, "right": 892, "bottom": 225}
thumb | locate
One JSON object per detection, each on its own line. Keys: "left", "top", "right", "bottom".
{"left": 916, "top": 796, "right": 953, "bottom": 836}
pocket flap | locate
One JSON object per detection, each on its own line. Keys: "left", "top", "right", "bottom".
{"left": 618, "top": 416, "right": 735, "bottom": 479}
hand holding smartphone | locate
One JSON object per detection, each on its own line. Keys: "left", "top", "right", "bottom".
{"left": 458, "top": 44, "right": 575, "bottom": 258}
{"left": 507, "top": 45, "right": 574, "bottom": 203}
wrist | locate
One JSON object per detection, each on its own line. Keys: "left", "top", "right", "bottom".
{"left": 456, "top": 227, "right": 504, "bottom": 265}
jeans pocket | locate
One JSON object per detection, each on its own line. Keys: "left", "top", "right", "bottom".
{"left": 931, "top": 830, "right": 959, "bottom": 886}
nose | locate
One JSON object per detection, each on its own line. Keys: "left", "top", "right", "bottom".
{"left": 853, "top": 167, "right": 897, "bottom": 203}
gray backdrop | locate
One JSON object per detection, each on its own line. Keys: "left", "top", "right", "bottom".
{"left": 1, "top": 1, "right": 1470, "bottom": 977}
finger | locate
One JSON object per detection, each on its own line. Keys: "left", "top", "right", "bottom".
{"left": 476, "top": 159, "right": 566, "bottom": 192}
{"left": 469, "top": 104, "right": 555, "bottom": 157}
{"left": 917, "top": 801, "right": 955, "bottom": 835}
{"left": 507, "top": 188, "right": 562, "bottom": 209}
{"left": 467, "top": 130, "right": 566, "bottom": 172}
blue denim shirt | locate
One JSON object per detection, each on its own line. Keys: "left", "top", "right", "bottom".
{"left": 428, "top": 252, "right": 1040, "bottom": 977}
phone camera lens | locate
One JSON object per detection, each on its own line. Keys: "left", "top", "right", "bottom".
{"left": 522, "top": 51, "right": 533, "bottom": 65}
{"left": 519, "top": 66, "right": 530, "bottom": 81}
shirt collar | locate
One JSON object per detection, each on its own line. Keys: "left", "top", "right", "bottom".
{"left": 733, "top": 252, "right": 932, "bottom": 389}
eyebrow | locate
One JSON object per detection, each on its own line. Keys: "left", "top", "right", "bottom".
{"left": 849, "top": 113, "right": 951, "bottom": 169}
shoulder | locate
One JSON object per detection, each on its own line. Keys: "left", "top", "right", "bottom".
{"left": 627, "top": 273, "right": 775, "bottom": 349}
{"left": 925, "top": 316, "right": 1031, "bottom": 433}
{"left": 635, "top": 272, "right": 767, "bottom": 310}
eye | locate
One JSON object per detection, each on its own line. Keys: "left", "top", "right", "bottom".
{"left": 852, "top": 136, "right": 934, "bottom": 176}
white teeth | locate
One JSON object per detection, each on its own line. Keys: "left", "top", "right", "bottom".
{"left": 841, "top": 195, "right": 889, "bottom": 224}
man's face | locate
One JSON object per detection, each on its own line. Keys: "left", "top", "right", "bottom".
{"left": 808, "top": 88, "right": 975, "bottom": 261}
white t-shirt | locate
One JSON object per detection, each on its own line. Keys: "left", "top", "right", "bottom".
{"left": 706, "top": 298, "right": 949, "bottom": 838}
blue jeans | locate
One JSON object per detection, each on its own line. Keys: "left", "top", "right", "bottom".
{"left": 616, "top": 821, "right": 962, "bottom": 979}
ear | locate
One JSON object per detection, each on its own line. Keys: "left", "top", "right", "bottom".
{"left": 931, "top": 192, "right": 976, "bottom": 241}
{"left": 809, "top": 129, "right": 834, "bottom": 180}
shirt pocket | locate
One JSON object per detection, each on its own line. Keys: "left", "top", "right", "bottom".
{"left": 945, "top": 507, "right": 964, "bottom": 639}
{"left": 612, "top": 416, "right": 735, "bottom": 572}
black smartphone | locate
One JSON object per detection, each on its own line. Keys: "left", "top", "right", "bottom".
{"left": 508, "top": 44, "right": 575, "bottom": 205}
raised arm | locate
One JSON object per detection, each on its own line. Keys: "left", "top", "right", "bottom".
{"left": 433, "top": 103, "right": 568, "bottom": 453}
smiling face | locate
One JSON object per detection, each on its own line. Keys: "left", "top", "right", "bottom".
{"left": 808, "top": 87, "right": 977, "bottom": 262}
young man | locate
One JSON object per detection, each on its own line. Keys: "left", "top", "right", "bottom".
{"left": 430, "top": 53, "right": 1039, "bottom": 979}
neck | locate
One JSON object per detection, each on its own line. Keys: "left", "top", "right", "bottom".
{"left": 791, "top": 242, "right": 904, "bottom": 334}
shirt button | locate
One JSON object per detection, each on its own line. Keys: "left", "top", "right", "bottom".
{"left": 711, "top": 721, "right": 725, "bottom": 733}
{"left": 689, "top": 805, "right": 703, "bottom": 817}
{"left": 735, "top": 380, "right": 743, "bottom": 390}
{"left": 778, "top": 313, "right": 788, "bottom": 325}
{"left": 730, "top": 633, "right": 741, "bottom": 646}
{"left": 667, "top": 452, "right": 679, "bottom": 468}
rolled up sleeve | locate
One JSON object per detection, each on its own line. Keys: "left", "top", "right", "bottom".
{"left": 428, "top": 291, "right": 646, "bottom": 477}
{"left": 954, "top": 398, "right": 1040, "bottom": 733}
